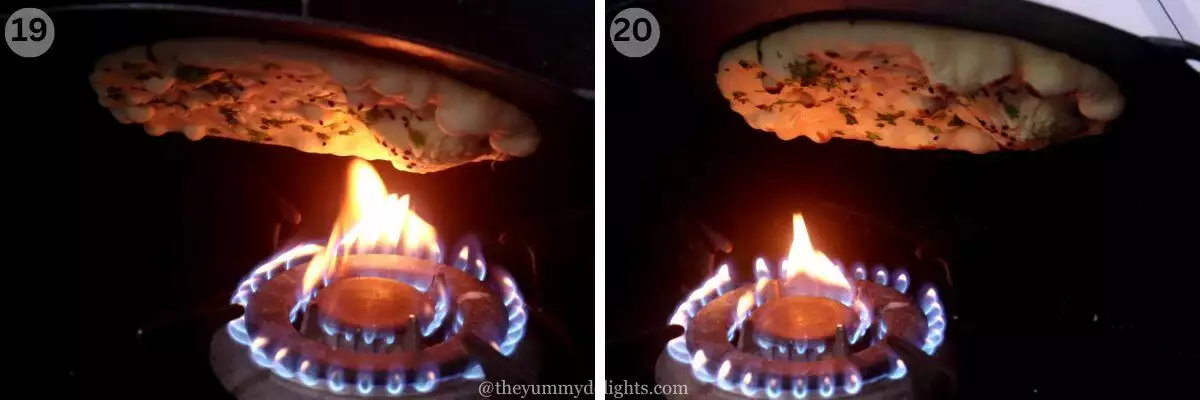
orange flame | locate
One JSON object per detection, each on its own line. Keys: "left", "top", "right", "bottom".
{"left": 780, "top": 213, "right": 854, "bottom": 302}
{"left": 300, "top": 159, "right": 440, "bottom": 296}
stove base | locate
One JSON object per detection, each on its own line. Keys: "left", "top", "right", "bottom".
{"left": 654, "top": 349, "right": 914, "bottom": 400}
{"left": 211, "top": 329, "right": 533, "bottom": 399}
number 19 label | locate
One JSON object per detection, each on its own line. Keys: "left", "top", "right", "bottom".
{"left": 5, "top": 8, "right": 54, "bottom": 58}
{"left": 609, "top": 8, "right": 660, "bottom": 58}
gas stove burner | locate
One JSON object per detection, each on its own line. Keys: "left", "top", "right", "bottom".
{"left": 657, "top": 213, "right": 947, "bottom": 399}
{"left": 210, "top": 160, "right": 531, "bottom": 399}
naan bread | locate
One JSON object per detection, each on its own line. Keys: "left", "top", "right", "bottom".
{"left": 90, "top": 39, "right": 539, "bottom": 173}
{"left": 717, "top": 21, "right": 1124, "bottom": 153}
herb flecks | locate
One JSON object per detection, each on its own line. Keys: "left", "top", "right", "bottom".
{"left": 337, "top": 126, "right": 356, "bottom": 136}
{"left": 787, "top": 58, "right": 822, "bottom": 86}
{"left": 838, "top": 106, "right": 859, "bottom": 125}
{"left": 260, "top": 117, "right": 294, "bottom": 129}
{"left": 948, "top": 115, "right": 966, "bottom": 127}
{"left": 875, "top": 111, "right": 905, "bottom": 126}
{"left": 315, "top": 132, "right": 331, "bottom": 141}
{"left": 410, "top": 129, "right": 427, "bottom": 147}
{"left": 866, "top": 131, "right": 883, "bottom": 141}
{"left": 910, "top": 117, "right": 925, "bottom": 126}
{"left": 246, "top": 129, "right": 269, "bottom": 143}
{"left": 300, "top": 124, "right": 314, "bottom": 132}
{"left": 833, "top": 130, "right": 845, "bottom": 136}
{"left": 1004, "top": 104, "right": 1020, "bottom": 119}
{"left": 218, "top": 105, "right": 239, "bottom": 127}
{"left": 731, "top": 91, "right": 749, "bottom": 105}
{"left": 927, "top": 126, "right": 942, "bottom": 134}
{"left": 263, "top": 62, "right": 282, "bottom": 71}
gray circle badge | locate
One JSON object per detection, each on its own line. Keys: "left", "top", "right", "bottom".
{"left": 609, "top": 8, "right": 660, "bottom": 58}
{"left": 5, "top": 8, "right": 55, "bottom": 58}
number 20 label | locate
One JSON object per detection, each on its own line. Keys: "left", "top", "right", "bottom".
{"left": 6, "top": 8, "right": 55, "bottom": 58}
{"left": 609, "top": 8, "right": 660, "bottom": 58}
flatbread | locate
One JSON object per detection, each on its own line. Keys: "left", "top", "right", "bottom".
{"left": 90, "top": 39, "right": 540, "bottom": 173}
{"left": 717, "top": 20, "right": 1124, "bottom": 153}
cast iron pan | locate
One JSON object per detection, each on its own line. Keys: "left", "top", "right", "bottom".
{"left": 605, "top": 0, "right": 1198, "bottom": 398}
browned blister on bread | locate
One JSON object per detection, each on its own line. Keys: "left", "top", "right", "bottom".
{"left": 717, "top": 21, "right": 1123, "bottom": 153}
{"left": 90, "top": 39, "right": 540, "bottom": 173}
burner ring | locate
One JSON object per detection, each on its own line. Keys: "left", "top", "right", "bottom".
{"left": 242, "top": 254, "right": 509, "bottom": 388}
{"left": 684, "top": 281, "right": 926, "bottom": 394}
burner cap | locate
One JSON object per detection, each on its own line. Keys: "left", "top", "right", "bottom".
{"left": 315, "top": 277, "right": 427, "bottom": 331}
{"left": 751, "top": 296, "right": 852, "bottom": 342}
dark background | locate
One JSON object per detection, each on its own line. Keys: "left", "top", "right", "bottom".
{"left": 604, "top": 0, "right": 1200, "bottom": 398}
{"left": 3, "top": 1, "right": 593, "bottom": 397}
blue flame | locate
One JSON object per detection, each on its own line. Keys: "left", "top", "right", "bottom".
{"left": 667, "top": 336, "right": 692, "bottom": 363}
{"left": 423, "top": 277, "right": 450, "bottom": 337}
{"left": 755, "top": 257, "right": 772, "bottom": 280}
{"left": 414, "top": 367, "right": 438, "bottom": 393}
{"left": 356, "top": 372, "right": 374, "bottom": 395}
{"left": 851, "top": 299, "right": 871, "bottom": 344}
{"left": 453, "top": 311, "right": 465, "bottom": 333}
{"left": 852, "top": 262, "right": 867, "bottom": 281}
{"left": 892, "top": 270, "right": 910, "bottom": 293}
{"left": 791, "top": 377, "right": 809, "bottom": 399}
{"left": 321, "top": 320, "right": 338, "bottom": 336}
{"left": 227, "top": 317, "right": 250, "bottom": 345}
{"left": 844, "top": 368, "right": 862, "bottom": 395}
{"left": 464, "top": 362, "right": 485, "bottom": 380}
{"left": 386, "top": 371, "right": 406, "bottom": 395}
{"left": 451, "top": 236, "right": 487, "bottom": 281}
{"left": 342, "top": 331, "right": 354, "bottom": 342}
{"left": 872, "top": 266, "right": 889, "bottom": 286}
{"left": 740, "top": 370, "right": 761, "bottom": 397}
{"left": 765, "top": 376, "right": 783, "bottom": 399}
{"left": 327, "top": 367, "right": 346, "bottom": 393}
{"left": 362, "top": 330, "right": 377, "bottom": 345}
{"left": 715, "top": 360, "right": 737, "bottom": 392}
{"left": 691, "top": 350, "right": 715, "bottom": 383}
{"left": 492, "top": 268, "right": 528, "bottom": 356}
{"left": 250, "top": 337, "right": 274, "bottom": 369}
{"left": 919, "top": 286, "right": 946, "bottom": 355}
{"left": 298, "top": 360, "right": 320, "bottom": 387}
{"left": 818, "top": 376, "right": 835, "bottom": 398}
{"left": 890, "top": 359, "right": 908, "bottom": 380}
{"left": 794, "top": 341, "right": 808, "bottom": 356}
{"left": 272, "top": 348, "right": 295, "bottom": 379}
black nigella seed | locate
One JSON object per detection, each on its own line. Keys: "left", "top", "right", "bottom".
{"left": 327, "top": 100, "right": 335, "bottom": 107}
{"left": 269, "top": 100, "right": 277, "bottom": 104}
{"left": 928, "top": 87, "right": 935, "bottom": 94}
{"left": 406, "top": 163, "right": 415, "bottom": 169}
{"left": 318, "top": 120, "right": 324, "bottom": 125}
{"left": 295, "top": 80, "right": 303, "bottom": 83}
{"left": 276, "top": 76, "right": 282, "bottom": 79}
{"left": 876, "top": 92, "right": 883, "bottom": 96}
{"left": 259, "top": 80, "right": 268, "bottom": 85}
